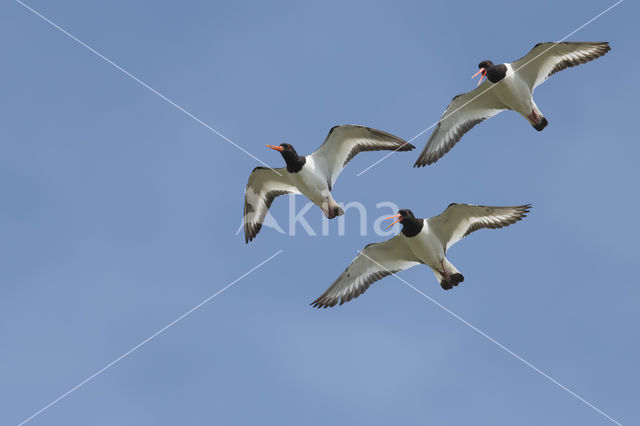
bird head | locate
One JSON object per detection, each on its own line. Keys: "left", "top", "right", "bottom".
{"left": 385, "top": 209, "right": 416, "bottom": 228}
{"left": 472, "top": 60, "right": 494, "bottom": 86}
{"left": 266, "top": 143, "right": 305, "bottom": 172}
{"left": 266, "top": 143, "right": 299, "bottom": 160}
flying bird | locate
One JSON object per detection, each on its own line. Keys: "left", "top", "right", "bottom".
{"left": 244, "top": 125, "right": 415, "bottom": 243}
{"left": 311, "top": 203, "right": 531, "bottom": 308}
{"left": 414, "top": 41, "right": 611, "bottom": 166}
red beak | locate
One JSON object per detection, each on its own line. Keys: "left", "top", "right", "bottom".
{"left": 471, "top": 68, "right": 487, "bottom": 86}
{"left": 385, "top": 214, "right": 402, "bottom": 228}
{"left": 266, "top": 144, "right": 284, "bottom": 152}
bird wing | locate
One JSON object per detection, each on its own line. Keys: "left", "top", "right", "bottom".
{"left": 243, "top": 167, "right": 300, "bottom": 243}
{"left": 428, "top": 203, "right": 531, "bottom": 252}
{"left": 310, "top": 125, "right": 414, "bottom": 189}
{"left": 414, "top": 84, "right": 506, "bottom": 167}
{"left": 512, "top": 42, "right": 610, "bottom": 90}
{"left": 311, "top": 234, "right": 420, "bottom": 308}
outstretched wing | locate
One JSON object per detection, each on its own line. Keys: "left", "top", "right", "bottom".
{"left": 311, "top": 234, "right": 420, "bottom": 308}
{"left": 243, "top": 167, "right": 299, "bottom": 243}
{"left": 428, "top": 203, "right": 531, "bottom": 252}
{"left": 512, "top": 42, "right": 610, "bottom": 90}
{"left": 414, "top": 85, "right": 506, "bottom": 167}
{"left": 310, "top": 125, "right": 414, "bottom": 189}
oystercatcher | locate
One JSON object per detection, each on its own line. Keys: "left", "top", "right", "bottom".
{"left": 244, "top": 125, "right": 415, "bottom": 243}
{"left": 414, "top": 42, "right": 611, "bottom": 166}
{"left": 312, "top": 203, "right": 531, "bottom": 307}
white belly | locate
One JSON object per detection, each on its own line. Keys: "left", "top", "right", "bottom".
{"left": 494, "top": 63, "right": 534, "bottom": 117}
{"left": 289, "top": 156, "right": 330, "bottom": 206}
{"left": 406, "top": 222, "right": 444, "bottom": 268}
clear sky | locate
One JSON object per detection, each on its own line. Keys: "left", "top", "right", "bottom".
{"left": 1, "top": 0, "right": 638, "bottom": 425}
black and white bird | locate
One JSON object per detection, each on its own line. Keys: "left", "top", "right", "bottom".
{"left": 311, "top": 203, "right": 531, "bottom": 308}
{"left": 244, "top": 125, "right": 415, "bottom": 243}
{"left": 414, "top": 41, "right": 611, "bottom": 166}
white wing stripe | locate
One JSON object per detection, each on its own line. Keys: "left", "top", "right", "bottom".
{"left": 243, "top": 167, "right": 299, "bottom": 243}
{"left": 414, "top": 88, "right": 505, "bottom": 166}
{"left": 311, "top": 125, "right": 415, "bottom": 187}
{"left": 513, "top": 41, "right": 610, "bottom": 89}
{"left": 428, "top": 203, "right": 531, "bottom": 251}
{"left": 311, "top": 235, "right": 419, "bottom": 308}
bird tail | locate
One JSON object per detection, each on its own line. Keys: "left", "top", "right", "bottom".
{"left": 531, "top": 116, "right": 548, "bottom": 131}
{"left": 329, "top": 198, "right": 344, "bottom": 217}
{"left": 433, "top": 260, "right": 464, "bottom": 290}
{"left": 322, "top": 198, "right": 344, "bottom": 219}
{"left": 528, "top": 105, "right": 548, "bottom": 131}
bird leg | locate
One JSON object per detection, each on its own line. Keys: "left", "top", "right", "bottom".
{"left": 440, "top": 259, "right": 450, "bottom": 283}
{"left": 320, "top": 198, "right": 332, "bottom": 219}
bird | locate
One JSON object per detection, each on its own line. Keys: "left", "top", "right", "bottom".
{"left": 243, "top": 125, "right": 415, "bottom": 243}
{"left": 311, "top": 203, "right": 531, "bottom": 308}
{"left": 414, "top": 41, "right": 611, "bottom": 166}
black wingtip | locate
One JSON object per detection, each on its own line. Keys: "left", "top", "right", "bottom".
{"left": 244, "top": 228, "right": 253, "bottom": 244}
{"left": 413, "top": 152, "right": 438, "bottom": 167}
{"left": 513, "top": 204, "right": 533, "bottom": 222}
{"left": 310, "top": 296, "right": 340, "bottom": 309}
{"left": 402, "top": 142, "right": 417, "bottom": 151}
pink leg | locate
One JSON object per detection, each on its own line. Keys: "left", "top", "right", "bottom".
{"left": 440, "top": 259, "right": 450, "bottom": 282}
{"left": 321, "top": 198, "right": 331, "bottom": 218}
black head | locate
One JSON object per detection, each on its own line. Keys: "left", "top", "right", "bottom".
{"left": 473, "top": 60, "right": 506, "bottom": 85}
{"left": 267, "top": 143, "right": 298, "bottom": 156}
{"left": 266, "top": 143, "right": 306, "bottom": 173}
{"left": 279, "top": 143, "right": 296, "bottom": 153}
{"left": 386, "top": 209, "right": 423, "bottom": 237}
{"left": 398, "top": 209, "right": 416, "bottom": 220}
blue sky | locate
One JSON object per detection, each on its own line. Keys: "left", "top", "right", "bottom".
{"left": 1, "top": 0, "right": 638, "bottom": 425}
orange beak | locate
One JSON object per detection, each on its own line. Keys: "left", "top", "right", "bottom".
{"left": 266, "top": 144, "right": 284, "bottom": 152}
{"left": 471, "top": 68, "right": 487, "bottom": 86}
{"left": 385, "top": 214, "right": 402, "bottom": 228}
